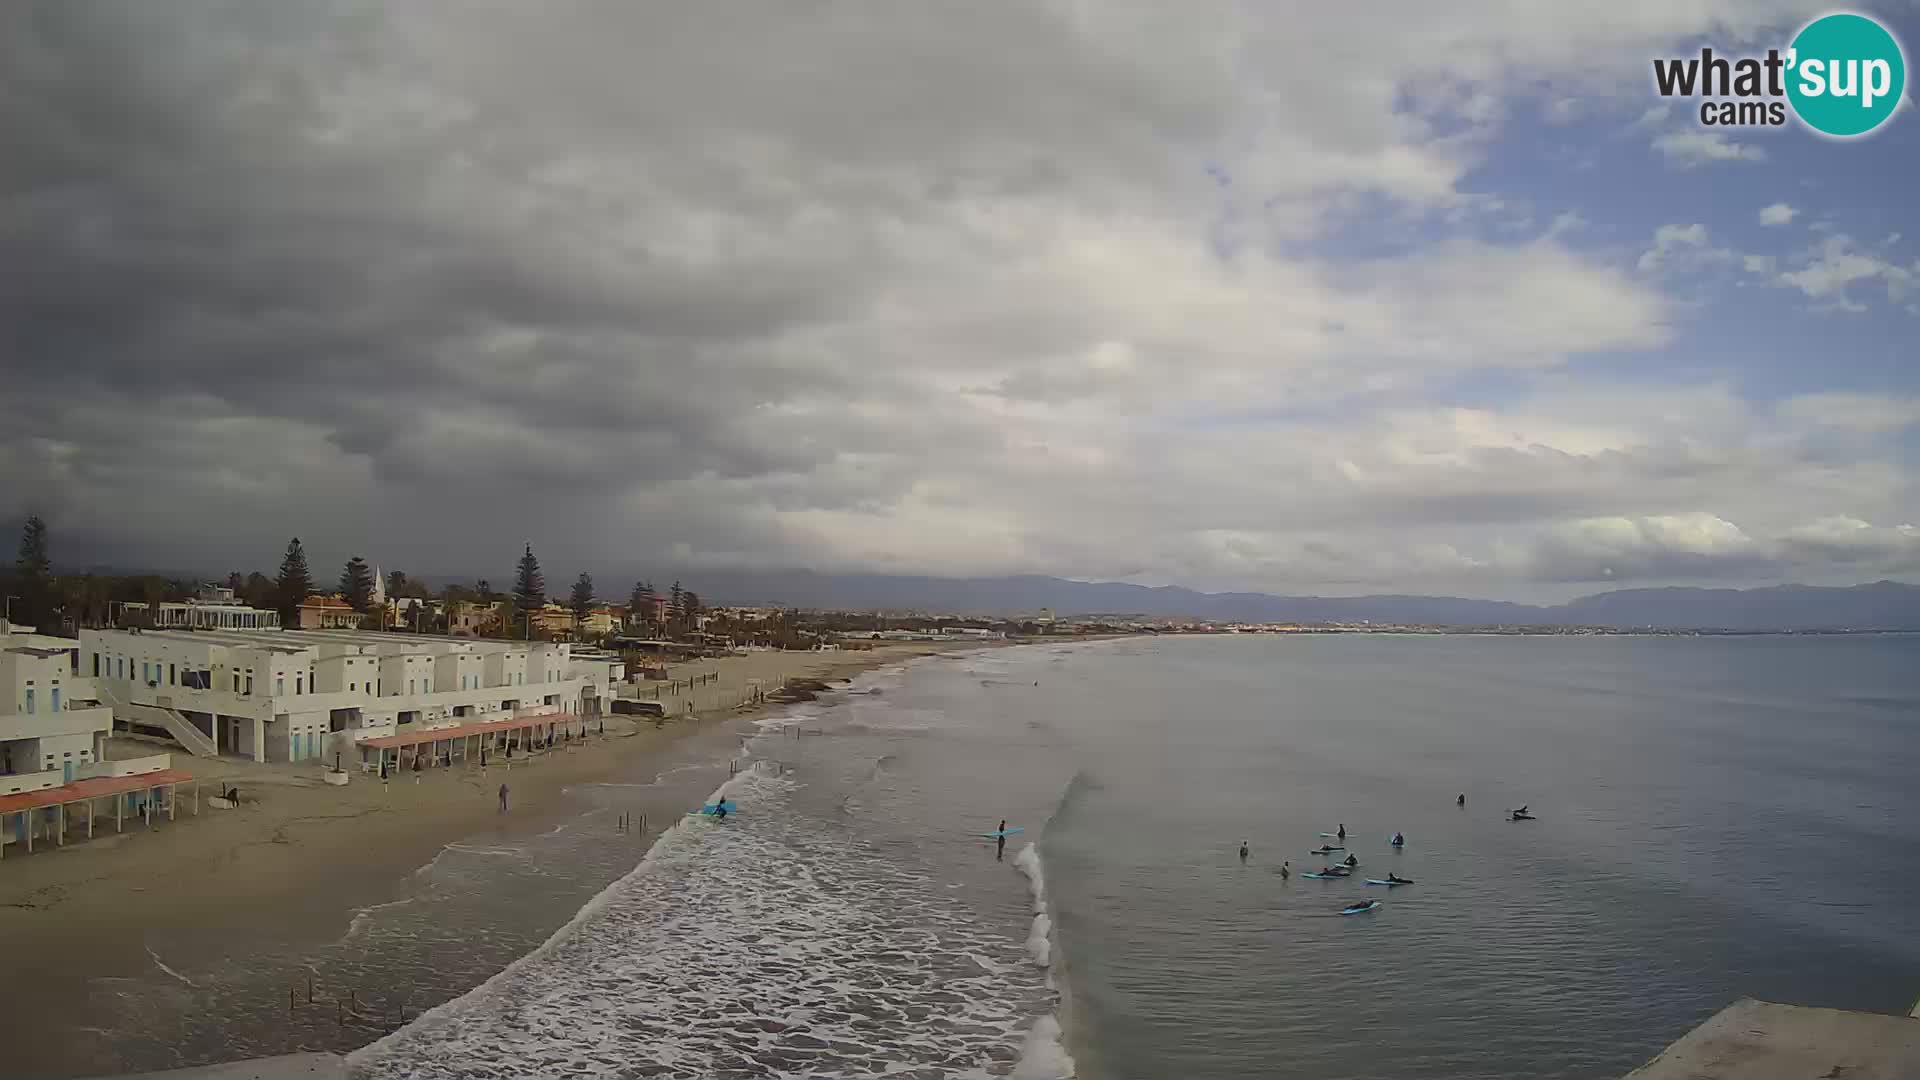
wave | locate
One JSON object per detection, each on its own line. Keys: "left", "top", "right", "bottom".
{"left": 346, "top": 761, "right": 788, "bottom": 1071}
{"left": 349, "top": 757, "right": 1051, "bottom": 1079}
{"left": 1010, "top": 843, "right": 1076, "bottom": 1079}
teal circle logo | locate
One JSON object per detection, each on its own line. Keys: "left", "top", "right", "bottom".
{"left": 1786, "top": 13, "right": 1906, "bottom": 137}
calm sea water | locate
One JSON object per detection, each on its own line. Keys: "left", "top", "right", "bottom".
{"left": 68, "top": 635, "right": 1920, "bottom": 1079}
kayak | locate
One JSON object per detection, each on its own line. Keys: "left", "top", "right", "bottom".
{"left": 1340, "top": 900, "right": 1382, "bottom": 915}
{"left": 1364, "top": 878, "right": 1413, "bottom": 886}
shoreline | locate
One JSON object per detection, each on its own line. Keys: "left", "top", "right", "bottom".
{"left": 0, "top": 641, "right": 1001, "bottom": 1080}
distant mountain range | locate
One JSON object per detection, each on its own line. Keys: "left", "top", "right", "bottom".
{"left": 39, "top": 561, "right": 1920, "bottom": 631}
{"left": 664, "top": 570, "right": 1920, "bottom": 631}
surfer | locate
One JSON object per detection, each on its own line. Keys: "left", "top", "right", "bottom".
{"left": 1391, "top": 832, "right": 1405, "bottom": 847}
{"left": 1239, "top": 841, "right": 1249, "bottom": 862}
{"left": 1456, "top": 794, "right": 1466, "bottom": 806}
{"left": 497, "top": 782, "right": 510, "bottom": 814}
{"left": 1337, "top": 823, "right": 1347, "bottom": 841}
{"left": 1343, "top": 853, "right": 1358, "bottom": 867}
{"left": 715, "top": 800, "right": 730, "bottom": 821}
{"left": 1280, "top": 860, "right": 1291, "bottom": 879}
{"left": 1387, "top": 872, "right": 1411, "bottom": 884}
{"left": 997, "top": 819, "right": 1008, "bottom": 861}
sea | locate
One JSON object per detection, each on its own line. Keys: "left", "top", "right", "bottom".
{"left": 71, "top": 634, "right": 1920, "bottom": 1079}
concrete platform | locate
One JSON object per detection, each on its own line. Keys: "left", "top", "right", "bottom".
{"left": 99, "top": 1052, "right": 345, "bottom": 1080}
{"left": 1623, "top": 998, "right": 1920, "bottom": 1079}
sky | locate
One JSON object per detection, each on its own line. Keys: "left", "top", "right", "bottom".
{"left": 2, "top": 1, "right": 1918, "bottom": 603}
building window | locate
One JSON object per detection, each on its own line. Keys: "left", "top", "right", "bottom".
{"left": 92, "top": 653, "right": 101, "bottom": 677}
{"left": 350, "top": 682, "right": 357, "bottom": 693}
{"left": 296, "top": 674, "right": 303, "bottom": 694}
{"left": 276, "top": 677, "right": 285, "bottom": 697}
{"left": 24, "top": 689, "right": 34, "bottom": 715}
{"left": 233, "top": 673, "right": 242, "bottom": 693}
{"left": 169, "top": 663, "right": 177, "bottom": 685}
{"left": 245, "top": 675, "right": 254, "bottom": 695}
{"left": 51, "top": 688, "right": 61, "bottom": 711}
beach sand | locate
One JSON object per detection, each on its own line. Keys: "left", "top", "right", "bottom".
{"left": 0, "top": 642, "right": 976, "bottom": 1079}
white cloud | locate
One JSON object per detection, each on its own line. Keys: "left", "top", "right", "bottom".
{"left": 1637, "top": 223, "right": 1735, "bottom": 273}
{"left": 1776, "top": 393, "right": 1920, "bottom": 434}
{"left": 1774, "top": 233, "right": 1917, "bottom": 309}
{"left": 1758, "top": 202, "right": 1798, "bottom": 226}
{"left": 1652, "top": 130, "right": 1767, "bottom": 166}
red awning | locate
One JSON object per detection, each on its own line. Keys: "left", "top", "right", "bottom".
{"left": 0, "top": 769, "right": 196, "bottom": 815}
{"left": 357, "top": 713, "right": 568, "bottom": 751}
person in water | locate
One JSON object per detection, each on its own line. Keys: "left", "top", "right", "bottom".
{"left": 1280, "top": 860, "right": 1290, "bottom": 878}
{"left": 1337, "top": 823, "right": 1347, "bottom": 840}
{"left": 1238, "top": 841, "right": 1249, "bottom": 862}
{"left": 1392, "top": 832, "right": 1405, "bottom": 846}
{"left": 996, "top": 820, "right": 1008, "bottom": 861}
{"left": 714, "top": 800, "right": 729, "bottom": 821}
{"left": 1456, "top": 794, "right": 1466, "bottom": 806}
{"left": 1388, "top": 873, "right": 1410, "bottom": 884}
{"left": 1343, "top": 853, "right": 1358, "bottom": 867}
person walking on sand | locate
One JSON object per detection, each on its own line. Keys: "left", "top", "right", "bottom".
{"left": 498, "top": 782, "right": 510, "bottom": 814}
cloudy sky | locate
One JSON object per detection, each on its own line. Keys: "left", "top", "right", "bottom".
{"left": 4, "top": 2, "right": 1917, "bottom": 602}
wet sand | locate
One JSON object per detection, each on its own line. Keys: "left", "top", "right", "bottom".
{"left": 0, "top": 643, "right": 977, "bottom": 1079}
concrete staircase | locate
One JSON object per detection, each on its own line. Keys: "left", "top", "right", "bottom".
{"left": 97, "top": 682, "right": 219, "bottom": 757}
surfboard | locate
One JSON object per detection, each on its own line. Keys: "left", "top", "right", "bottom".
{"left": 1364, "top": 878, "right": 1413, "bottom": 886}
{"left": 1340, "top": 901, "right": 1381, "bottom": 915}
{"left": 693, "top": 801, "right": 737, "bottom": 816}
{"left": 980, "top": 827, "right": 1026, "bottom": 838}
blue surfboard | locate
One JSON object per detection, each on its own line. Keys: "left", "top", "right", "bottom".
{"left": 980, "top": 826, "right": 1026, "bottom": 839}
{"left": 693, "top": 801, "right": 737, "bottom": 816}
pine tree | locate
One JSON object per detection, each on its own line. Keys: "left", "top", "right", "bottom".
{"left": 340, "top": 556, "right": 375, "bottom": 613}
{"left": 570, "top": 572, "right": 595, "bottom": 625}
{"left": 242, "top": 572, "right": 275, "bottom": 610}
{"left": 387, "top": 569, "right": 408, "bottom": 599}
{"left": 513, "top": 544, "right": 545, "bottom": 636}
{"left": 683, "top": 590, "right": 703, "bottom": 629}
{"left": 14, "top": 515, "right": 52, "bottom": 627}
{"left": 275, "top": 537, "right": 314, "bottom": 624}
{"left": 668, "top": 581, "right": 685, "bottom": 630}
{"left": 629, "top": 580, "right": 655, "bottom": 630}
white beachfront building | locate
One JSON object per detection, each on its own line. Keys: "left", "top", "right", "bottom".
{"left": 78, "top": 625, "right": 623, "bottom": 765}
{"left": 121, "top": 584, "right": 282, "bottom": 631}
{"left": 0, "top": 621, "right": 115, "bottom": 791}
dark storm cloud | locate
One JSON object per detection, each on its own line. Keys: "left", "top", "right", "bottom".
{"left": 2, "top": 1, "right": 1912, "bottom": 599}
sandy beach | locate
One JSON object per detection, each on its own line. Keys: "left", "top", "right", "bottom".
{"left": 0, "top": 642, "right": 983, "bottom": 1079}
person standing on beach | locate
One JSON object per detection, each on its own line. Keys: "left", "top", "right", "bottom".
{"left": 498, "top": 782, "right": 510, "bottom": 814}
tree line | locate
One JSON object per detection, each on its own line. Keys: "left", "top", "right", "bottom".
{"left": 5, "top": 518, "right": 711, "bottom": 644}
